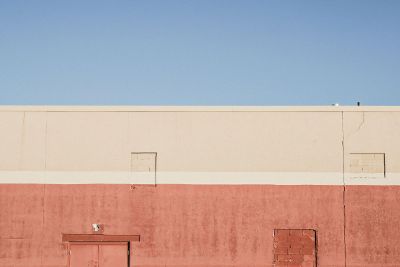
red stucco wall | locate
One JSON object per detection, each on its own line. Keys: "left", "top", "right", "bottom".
{"left": 2, "top": 184, "right": 397, "bottom": 266}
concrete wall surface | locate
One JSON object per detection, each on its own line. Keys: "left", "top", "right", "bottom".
{"left": 0, "top": 106, "right": 400, "bottom": 266}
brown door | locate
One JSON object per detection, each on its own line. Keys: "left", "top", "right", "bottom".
{"left": 69, "top": 242, "right": 128, "bottom": 267}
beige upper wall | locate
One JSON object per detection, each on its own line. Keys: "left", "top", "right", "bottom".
{"left": 0, "top": 106, "right": 399, "bottom": 174}
{"left": 343, "top": 112, "right": 400, "bottom": 174}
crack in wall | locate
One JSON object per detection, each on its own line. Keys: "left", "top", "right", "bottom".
{"left": 342, "top": 111, "right": 347, "bottom": 267}
{"left": 18, "top": 112, "right": 26, "bottom": 170}
{"left": 355, "top": 112, "right": 365, "bottom": 133}
{"left": 347, "top": 111, "right": 366, "bottom": 138}
{"left": 40, "top": 112, "right": 48, "bottom": 266}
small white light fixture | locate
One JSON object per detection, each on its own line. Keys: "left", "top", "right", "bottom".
{"left": 92, "top": 223, "right": 103, "bottom": 233}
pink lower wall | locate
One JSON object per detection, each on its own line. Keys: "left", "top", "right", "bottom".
{"left": 0, "top": 184, "right": 399, "bottom": 267}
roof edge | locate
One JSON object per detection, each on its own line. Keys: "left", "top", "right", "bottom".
{"left": 0, "top": 105, "right": 399, "bottom": 112}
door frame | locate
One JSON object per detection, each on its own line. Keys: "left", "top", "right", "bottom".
{"left": 63, "top": 234, "right": 140, "bottom": 267}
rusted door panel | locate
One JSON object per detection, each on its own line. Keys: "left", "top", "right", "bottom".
{"left": 70, "top": 244, "right": 99, "bottom": 267}
{"left": 99, "top": 243, "right": 128, "bottom": 267}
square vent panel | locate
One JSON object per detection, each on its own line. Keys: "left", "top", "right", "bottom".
{"left": 273, "top": 229, "right": 317, "bottom": 267}
{"left": 131, "top": 152, "right": 157, "bottom": 185}
{"left": 348, "top": 153, "right": 385, "bottom": 178}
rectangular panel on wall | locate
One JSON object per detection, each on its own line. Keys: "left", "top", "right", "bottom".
{"left": 131, "top": 152, "right": 157, "bottom": 184}
{"left": 349, "top": 153, "right": 385, "bottom": 178}
{"left": 273, "top": 229, "right": 317, "bottom": 267}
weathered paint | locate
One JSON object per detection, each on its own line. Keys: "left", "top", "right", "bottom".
{"left": 0, "top": 106, "right": 400, "bottom": 266}
{"left": 2, "top": 184, "right": 400, "bottom": 266}
{"left": 0, "top": 184, "right": 346, "bottom": 267}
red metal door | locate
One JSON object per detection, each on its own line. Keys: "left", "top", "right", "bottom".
{"left": 70, "top": 244, "right": 99, "bottom": 267}
{"left": 99, "top": 243, "right": 128, "bottom": 267}
{"left": 69, "top": 242, "right": 128, "bottom": 267}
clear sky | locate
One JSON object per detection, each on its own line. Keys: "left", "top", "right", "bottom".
{"left": 1, "top": 0, "right": 399, "bottom": 105}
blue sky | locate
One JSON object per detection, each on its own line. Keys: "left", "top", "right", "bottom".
{"left": 1, "top": 0, "right": 399, "bottom": 105}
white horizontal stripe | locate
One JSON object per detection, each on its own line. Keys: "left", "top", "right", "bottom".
{"left": 0, "top": 171, "right": 399, "bottom": 185}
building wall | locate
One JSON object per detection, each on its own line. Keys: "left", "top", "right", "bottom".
{"left": 0, "top": 106, "right": 400, "bottom": 266}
